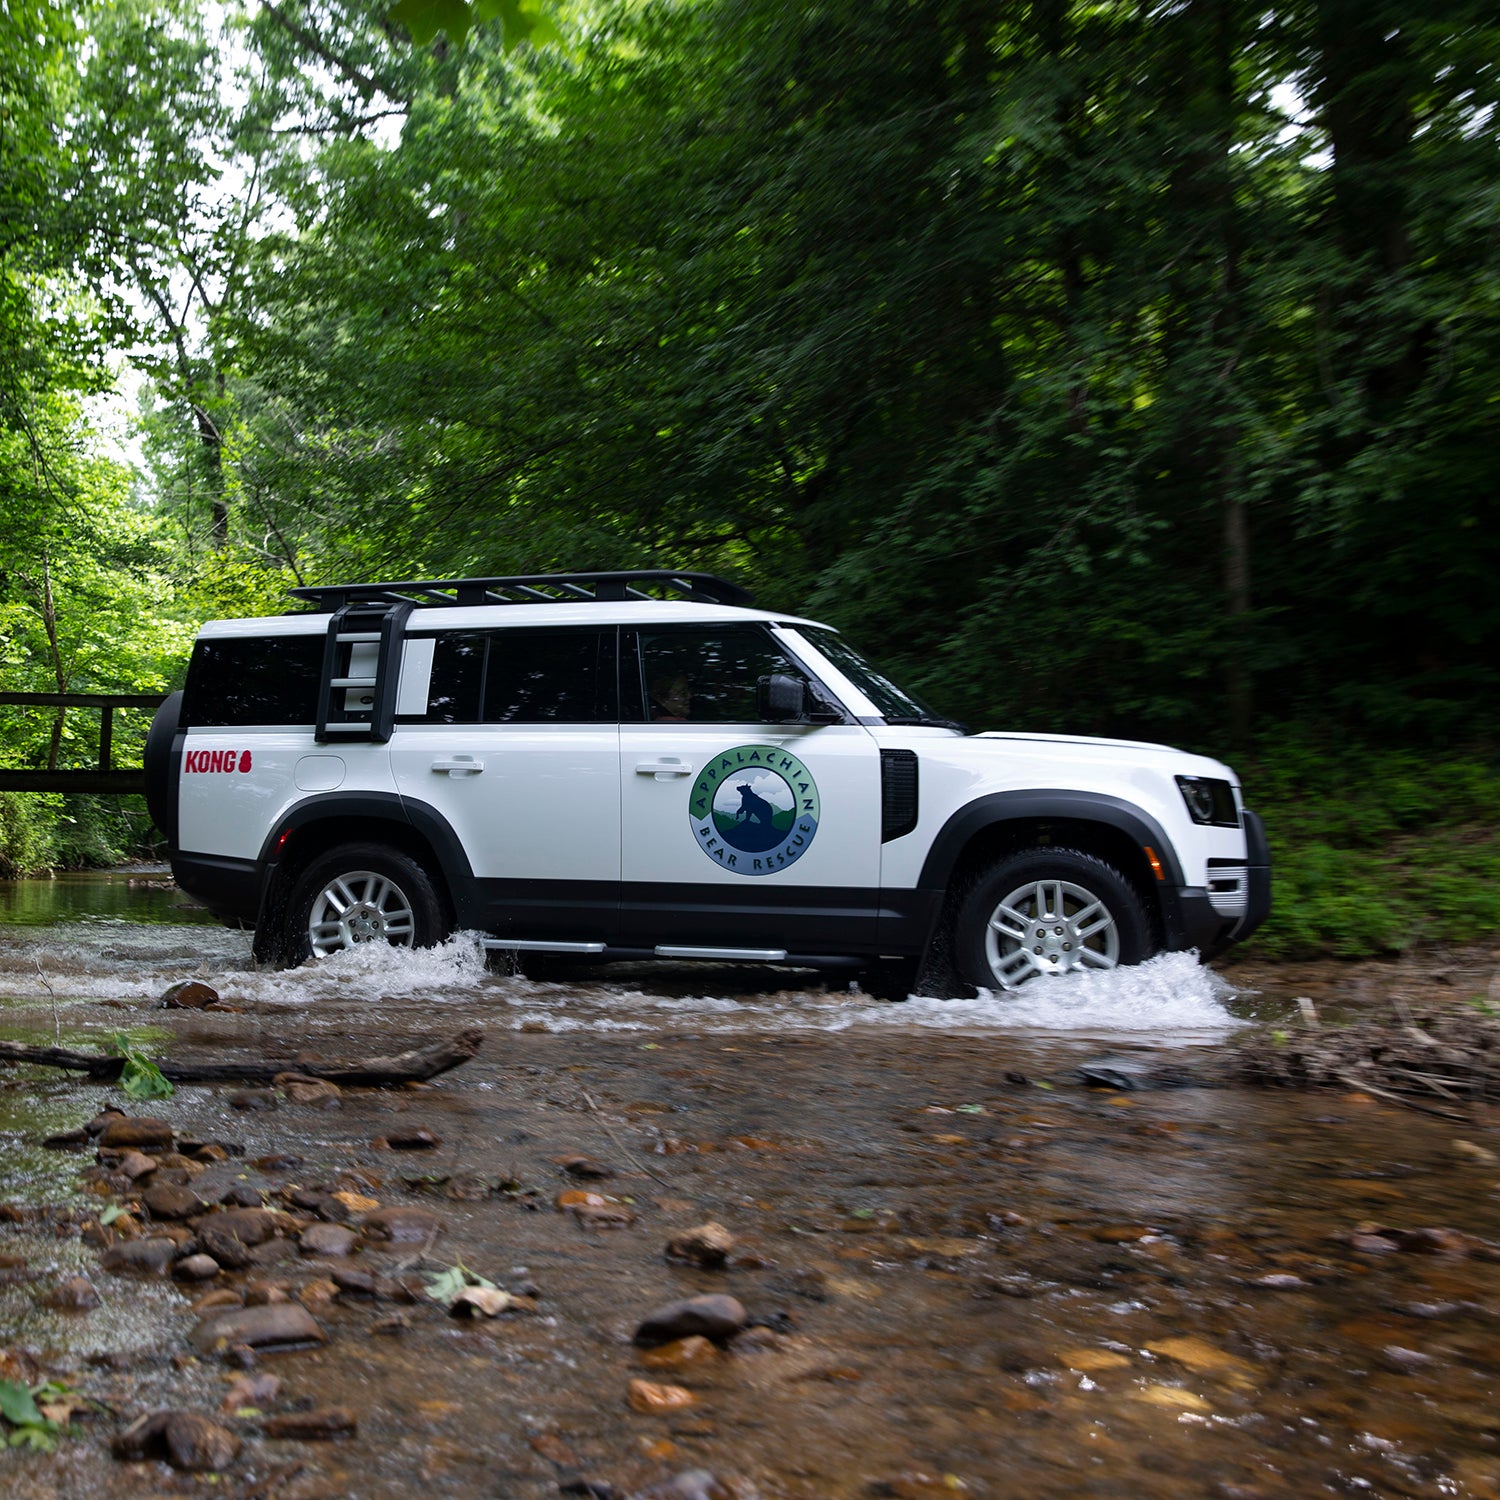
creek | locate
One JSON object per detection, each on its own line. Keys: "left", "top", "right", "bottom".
{"left": 1, "top": 871, "right": 1498, "bottom": 1499}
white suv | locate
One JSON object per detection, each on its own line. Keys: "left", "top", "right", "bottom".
{"left": 143, "top": 572, "right": 1269, "bottom": 992}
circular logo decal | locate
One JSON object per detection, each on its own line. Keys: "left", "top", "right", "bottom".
{"left": 688, "top": 744, "right": 820, "bottom": 876}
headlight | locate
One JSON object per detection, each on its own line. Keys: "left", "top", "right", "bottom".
{"left": 1176, "top": 775, "right": 1240, "bottom": 828}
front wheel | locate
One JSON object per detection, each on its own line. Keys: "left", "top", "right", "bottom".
{"left": 280, "top": 844, "right": 448, "bottom": 966}
{"left": 955, "top": 849, "right": 1153, "bottom": 993}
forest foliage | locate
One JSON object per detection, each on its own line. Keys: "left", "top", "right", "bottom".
{"left": 1, "top": 0, "right": 1497, "bottom": 955}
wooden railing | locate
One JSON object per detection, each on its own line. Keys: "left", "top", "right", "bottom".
{"left": 0, "top": 692, "right": 167, "bottom": 793}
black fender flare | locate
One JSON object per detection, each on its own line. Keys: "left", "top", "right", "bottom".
{"left": 917, "top": 789, "right": 1187, "bottom": 917}
{"left": 253, "top": 791, "right": 481, "bottom": 931}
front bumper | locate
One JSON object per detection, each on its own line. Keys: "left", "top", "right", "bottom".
{"left": 1160, "top": 807, "right": 1271, "bottom": 958}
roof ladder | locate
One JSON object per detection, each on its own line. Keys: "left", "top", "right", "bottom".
{"left": 315, "top": 600, "right": 414, "bottom": 745}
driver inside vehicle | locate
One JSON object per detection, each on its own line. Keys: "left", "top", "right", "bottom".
{"left": 649, "top": 673, "right": 693, "bottom": 722}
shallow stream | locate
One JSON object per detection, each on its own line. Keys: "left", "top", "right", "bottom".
{"left": 2, "top": 871, "right": 1499, "bottom": 1499}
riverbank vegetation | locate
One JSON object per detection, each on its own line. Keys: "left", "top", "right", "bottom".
{"left": 2, "top": 0, "right": 1496, "bottom": 958}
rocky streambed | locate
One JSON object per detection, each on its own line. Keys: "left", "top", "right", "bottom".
{"left": 2, "top": 968, "right": 1500, "bottom": 1500}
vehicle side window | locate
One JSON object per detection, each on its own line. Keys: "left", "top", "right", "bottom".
{"left": 635, "top": 628, "right": 805, "bottom": 724}
{"left": 482, "top": 628, "right": 616, "bottom": 723}
{"left": 424, "top": 634, "right": 485, "bottom": 723}
{"left": 181, "top": 636, "right": 322, "bottom": 727}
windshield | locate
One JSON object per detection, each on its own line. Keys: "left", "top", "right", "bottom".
{"left": 801, "top": 628, "right": 944, "bottom": 723}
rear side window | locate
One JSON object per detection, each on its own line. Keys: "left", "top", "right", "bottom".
{"left": 181, "top": 636, "right": 322, "bottom": 727}
{"left": 422, "top": 628, "right": 617, "bottom": 724}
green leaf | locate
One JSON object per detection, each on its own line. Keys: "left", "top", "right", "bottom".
{"left": 111, "top": 1034, "right": 174, "bottom": 1101}
{"left": 388, "top": 0, "right": 472, "bottom": 46}
{"left": 0, "top": 1380, "right": 43, "bottom": 1428}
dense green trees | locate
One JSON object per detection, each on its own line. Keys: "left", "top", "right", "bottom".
{"left": 1, "top": 0, "right": 1497, "bottom": 950}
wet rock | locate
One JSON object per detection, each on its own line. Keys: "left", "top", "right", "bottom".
{"left": 117, "top": 1150, "right": 159, "bottom": 1181}
{"left": 201, "top": 1207, "right": 280, "bottom": 1246}
{"left": 174, "top": 1254, "right": 221, "bottom": 1282}
{"left": 1350, "top": 1231, "right": 1400, "bottom": 1254}
{"left": 230, "top": 1090, "right": 279, "bottom": 1112}
{"left": 1452, "top": 1139, "right": 1498, "bottom": 1165}
{"left": 193, "top": 1288, "right": 244, "bottom": 1314}
{"left": 220, "top": 1372, "right": 281, "bottom": 1414}
{"left": 573, "top": 1202, "right": 636, "bottom": 1230}
{"left": 190, "top": 1302, "right": 325, "bottom": 1355}
{"left": 100, "top": 1237, "right": 178, "bottom": 1276}
{"left": 330, "top": 1266, "right": 377, "bottom": 1297}
{"left": 1145, "top": 1336, "right": 1256, "bottom": 1387}
{"left": 1395, "top": 1227, "right": 1472, "bottom": 1256}
{"left": 97, "top": 1116, "right": 175, "bottom": 1151}
{"left": 245, "top": 1280, "right": 291, "bottom": 1305}
{"left": 274, "top": 1073, "right": 342, "bottom": 1108}
{"left": 370, "top": 1312, "right": 410, "bottom": 1336}
{"left": 219, "top": 1183, "right": 264, "bottom": 1208}
{"left": 297, "top": 1277, "right": 340, "bottom": 1305}
{"left": 183, "top": 1140, "right": 234, "bottom": 1163}
{"left": 112, "top": 1410, "right": 241, "bottom": 1472}
{"left": 1382, "top": 1344, "right": 1437, "bottom": 1372}
{"left": 634, "top": 1295, "right": 747, "bottom": 1348}
{"left": 41, "top": 1128, "right": 90, "bottom": 1150}
{"left": 161, "top": 980, "right": 219, "bottom": 1009}
{"left": 382, "top": 1128, "right": 441, "bottom": 1150}
{"left": 84, "top": 1107, "right": 127, "bottom": 1137}
{"left": 43, "top": 1274, "right": 101, "bottom": 1311}
{"left": 627, "top": 1378, "right": 698, "bottom": 1414}
{"left": 638, "top": 1336, "right": 719, "bottom": 1371}
{"left": 254, "top": 1153, "right": 303, "bottom": 1171}
{"left": 143, "top": 1182, "right": 205, "bottom": 1220}
{"left": 632, "top": 1471, "right": 758, "bottom": 1500}
{"left": 868, "top": 1475, "right": 972, "bottom": 1499}
{"left": 560, "top": 1154, "right": 614, "bottom": 1179}
{"left": 665, "top": 1223, "right": 733, "bottom": 1270}
{"left": 529, "top": 1431, "right": 580, "bottom": 1466}
{"left": 199, "top": 1226, "right": 255, "bottom": 1270}
{"left": 361, "top": 1206, "right": 442, "bottom": 1244}
{"left": 1252, "top": 1273, "right": 1308, "bottom": 1289}
{"left": 726, "top": 1326, "right": 785, "bottom": 1355}
{"left": 260, "top": 1406, "right": 358, "bottom": 1440}
{"left": 299, "top": 1224, "right": 357, "bottom": 1258}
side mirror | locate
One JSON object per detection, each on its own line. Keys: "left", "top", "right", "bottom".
{"left": 757, "top": 673, "right": 807, "bottom": 723}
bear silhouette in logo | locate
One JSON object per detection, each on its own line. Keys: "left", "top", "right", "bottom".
{"left": 735, "top": 783, "right": 776, "bottom": 827}
{"left": 717, "top": 779, "right": 788, "bottom": 854}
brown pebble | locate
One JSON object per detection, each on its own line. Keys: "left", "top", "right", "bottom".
{"left": 361, "top": 1206, "right": 442, "bottom": 1244}
{"left": 638, "top": 1336, "right": 719, "bottom": 1370}
{"left": 190, "top": 1302, "right": 325, "bottom": 1355}
{"left": 299, "top": 1224, "right": 357, "bottom": 1258}
{"left": 220, "top": 1372, "right": 281, "bottom": 1414}
{"left": 193, "top": 1288, "right": 245, "bottom": 1314}
{"left": 174, "top": 1254, "right": 221, "bottom": 1282}
{"left": 664, "top": 1223, "right": 733, "bottom": 1270}
{"left": 97, "top": 1117, "right": 175, "bottom": 1151}
{"left": 260, "top": 1406, "right": 357, "bottom": 1440}
{"left": 117, "top": 1151, "right": 159, "bottom": 1181}
{"left": 111, "top": 1410, "right": 240, "bottom": 1472}
{"left": 161, "top": 980, "right": 220, "bottom": 1010}
{"left": 100, "top": 1238, "right": 179, "bottom": 1276}
{"left": 634, "top": 1295, "right": 747, "bottom": 1347}
{"left": 143, "top": 1183, "right": 205, "bottom": 1221}
{"left": 43, "top": 1274, "right": 102, "bottom": 1311}
{"left": 383, "top": 1128, "right": 441, "bottom": 1150}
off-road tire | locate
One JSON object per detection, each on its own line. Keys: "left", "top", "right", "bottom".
{"left": 955, "top": 848, "right": 1153, "bottom": 993}
{"left": 277, "top": 843, "right": 448, "bottom": 968}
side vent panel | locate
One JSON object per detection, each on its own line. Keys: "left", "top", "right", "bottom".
{"left": 880, "top": 749, "right": 919, "bottom": 843}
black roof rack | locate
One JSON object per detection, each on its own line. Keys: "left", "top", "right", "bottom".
{"left": 287, "top": 570, "right": 755, "bottom": 613}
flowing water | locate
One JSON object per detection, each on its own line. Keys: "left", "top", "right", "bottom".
{"left": 2, "top": 871, "right": 1499, "bottom": 1499}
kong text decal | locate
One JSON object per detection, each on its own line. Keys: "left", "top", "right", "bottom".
{"left": 688, "top": 744, "right": 820, "bottom": 875}
{"left": 184, "top": 749, "right": 254, "bottom": 774}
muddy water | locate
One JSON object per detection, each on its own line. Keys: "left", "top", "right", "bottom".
{"left": 2, "top": 873, "right": 1500, "bottom": 1499}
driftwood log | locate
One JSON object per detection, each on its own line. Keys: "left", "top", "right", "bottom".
{"left": 0, "top": 1027, "right": 483, "bottom": 1087}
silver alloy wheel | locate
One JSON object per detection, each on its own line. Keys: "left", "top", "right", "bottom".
{"left": 306, "top": 870, "right": 417, "bottom": 958}
{"left": 983, "top": 877, "right": 1121, "bottom": 990}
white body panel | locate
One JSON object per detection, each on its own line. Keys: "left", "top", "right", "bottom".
{"left": 390, "top": 724, "right": 620, "bottom": 882}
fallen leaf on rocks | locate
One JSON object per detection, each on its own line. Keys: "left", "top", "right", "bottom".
{"left": 627, "top": 1378, "right": 698, "bottom": 1414}
{"left": 1133, "top": 1385, "right": 1211, "bottom": 1413}
{"left": 1058, "top": 1348, "right": 1132, "bottom": 1372}
{"left": 449, "top": 1286, "right": 512, "bottom": 1318}
{"left": 1145, "top": 1336, "right": 1256, "bottom": 1388}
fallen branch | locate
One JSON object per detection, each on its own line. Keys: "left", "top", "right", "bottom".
{"left": 0, "top": 1027, "right": 484, "bottom": 1088}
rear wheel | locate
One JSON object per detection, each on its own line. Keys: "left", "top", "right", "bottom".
{"left": 280, "top": 844, "right": 447, "bottom": 966}
{"left": 955, "top": 848, "right": 1153, "bottom": 992}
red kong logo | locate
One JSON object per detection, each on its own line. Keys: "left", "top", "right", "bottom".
{"left": 184, "top": 749, "right": 254, "bottom": 774}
